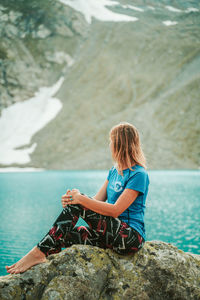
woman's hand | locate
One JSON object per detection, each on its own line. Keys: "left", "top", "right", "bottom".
{"left": 61, "top": 189, "right": 70, "bottom": 208}
{"left": 61, "top": 189, "right": 81, "bottom": 208}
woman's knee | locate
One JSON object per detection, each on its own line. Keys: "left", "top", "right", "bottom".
{"left": 63, "top": 204, "right": 83, "bottom": 214}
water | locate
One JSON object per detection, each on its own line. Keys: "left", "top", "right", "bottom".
{"left": 0, "top": 170, "right": 199, "bottom": 276}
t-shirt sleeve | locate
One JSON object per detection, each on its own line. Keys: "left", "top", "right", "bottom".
{"left": 125, "top": 172, "right": 148, "bottom": 195}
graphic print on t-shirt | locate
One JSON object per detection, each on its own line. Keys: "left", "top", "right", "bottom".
{"left": 113, "top": 181, "right": 123, "bottom": 192}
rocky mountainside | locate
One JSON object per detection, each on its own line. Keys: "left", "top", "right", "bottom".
{"left": 0, "top": 0, "right": 199, "bottom": 170}
{"left": 0, "top": 241, "right": 200, "bottom": 299}
{"left": 0, "top": 0, "right": 89, "bottom": 109}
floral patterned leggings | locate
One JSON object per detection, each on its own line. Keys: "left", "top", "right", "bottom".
{"left": 37, "top": 202, "right": 145, "bottom": 256}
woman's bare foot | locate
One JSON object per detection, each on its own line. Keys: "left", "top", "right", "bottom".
{"left": 5, "top": 246, "right": 47, "bottom": 274}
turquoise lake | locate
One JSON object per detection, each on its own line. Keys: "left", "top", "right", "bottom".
{"left": 0, "top": 170, "right": 199, "bottom": 276}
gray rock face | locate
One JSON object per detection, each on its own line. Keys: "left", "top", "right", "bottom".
{"left": 0, "top": 1, "right": 200, "bottom": 170}
{"left": 0, "top": 241, "right": 199, "bottom": 300}
{"left": 0, "top": 2, "right": 88, "bottom": 111}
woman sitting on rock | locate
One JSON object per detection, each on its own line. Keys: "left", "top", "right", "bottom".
{"left": 6, "top": 122, "right": 150, "bottom": 274}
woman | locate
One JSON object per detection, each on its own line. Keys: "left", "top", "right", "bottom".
{"left": 6, "top": 122, "right": 150, "bottom": 274}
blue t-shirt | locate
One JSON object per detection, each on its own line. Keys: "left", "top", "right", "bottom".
{"left": 106, "top": 164, "right": 150, "bottom": 240}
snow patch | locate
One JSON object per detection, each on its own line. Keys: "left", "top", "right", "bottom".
{"left": 185, "top": 7, "right": 199, "bottom": 13}
{"left": 163, "top": 20, "right": 178, "bottom": 26}
{"left": 59, "top": 0, "right": 138, "bottom": 24}
{"left": 165, "top": 6, "right": 182, "bottom": 13}
{"left": 0, "top": 77, "right": 64, "bottom": 165}
{"left": 122, "top": 4, "right": 144, "bottom": 12}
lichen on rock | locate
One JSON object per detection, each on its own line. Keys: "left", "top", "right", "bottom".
{"left": 0, "top": 241, "right": 199, "bottom": 300}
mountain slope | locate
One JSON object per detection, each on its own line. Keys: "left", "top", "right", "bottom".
{"left": 0, "top": 1, "right": 199, "bottom": 169}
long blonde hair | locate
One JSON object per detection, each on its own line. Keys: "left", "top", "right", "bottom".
{"left": 109, "top": 122, "right": 147, "bottom": 176}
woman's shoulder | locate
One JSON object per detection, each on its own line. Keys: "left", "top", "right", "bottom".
{"left": 129, "top": 165, "right": 149, "bottom": 177}
{"left": 109, "top": 165, "right": 116, "bottom": 172}
{"left": 130, "top": 164, "right": 144, "bottom": 171}
{"left": 129, "top": 165, "right": 150, "bottom": 185}
{"left": 108, "top": 164, "right": 149, "bottom": 177}
{"left": 107, "top": 165, "right": 116, "bottom": 181}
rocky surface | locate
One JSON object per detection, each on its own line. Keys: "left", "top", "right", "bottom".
{"left": 0, "top": 1, "right": 89, "bottom": 110}
{"left": 0, "top": 241, "right": 200, "bottom": 300}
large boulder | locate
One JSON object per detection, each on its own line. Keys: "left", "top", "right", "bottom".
{"left": 0, "top": 241, "right": 199, "bottom": 300}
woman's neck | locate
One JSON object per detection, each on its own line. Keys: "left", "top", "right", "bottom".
{"left": 117, "top": 162, "right": 136, "bottom": 170}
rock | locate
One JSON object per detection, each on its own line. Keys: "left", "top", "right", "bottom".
{"left": 55, "top": 23, "right": 74, "bottom": 37}
{"left": 33, "top": 25, "right": 51, "bottom": 39}
{"left": 45, "top": 51, "right": 74, "bottom": 66}
{"left": 5, "top": 24, "right": 18, "bottom": 37}
{"left": 8, "top": 10, "right": 22, "bottom": 23}
{"left": 0, "top": 241, "right": 199, "bottom": 300}
{"left": 0, "top": 12, "right": 8, "bottom": 22}
{"left": 0, "top": 1, "right": 88, "bottom": 118}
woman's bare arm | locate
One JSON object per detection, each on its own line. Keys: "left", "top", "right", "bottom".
{"left": 63, "top": 182, "right": 139, "bottom": 217}
{"left": 112, "top": 189, "right": 139, "bottom": 218}
{"left": 70, "top": 187, "right": 138, "bottom": 218}
{"left": 92, "top": 179, "right": 108, "bottom": 202}
{"left": 61, "top": 180, "right": 108, "bottom": 208}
